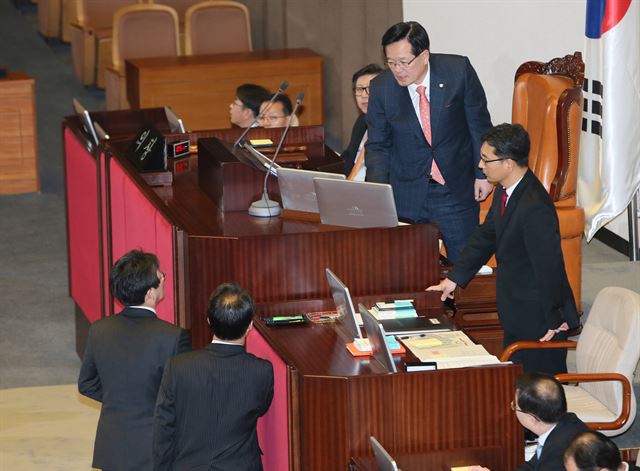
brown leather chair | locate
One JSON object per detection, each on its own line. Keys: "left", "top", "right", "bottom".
{"left": 104, "top": 4, "right": 180, "bottom": 110}
{"left": 184, "top": 0, "right": 252, "bottom": 56}
{"left": 70, "top": 0, "right": 138, "bottom": 86}
{"left": 480, "top": 52, "right": 585, "bottom": 310}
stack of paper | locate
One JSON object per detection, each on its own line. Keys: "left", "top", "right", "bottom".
{"left": 370, "top": 300, "right": 417, "bottom": 320}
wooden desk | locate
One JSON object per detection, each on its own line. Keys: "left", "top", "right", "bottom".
{"left": 125, "top": 48, "right": 323, "bottom": 131}
{"left": 0, "top": 72, "right": 39, "bottom": 193}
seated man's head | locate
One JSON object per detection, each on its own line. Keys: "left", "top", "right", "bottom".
{"left": 513, "top": 372, "right": 566, "bottom": 435}
{"left": 258, "top": 94, "right": 293, "bottom": 128}
{"left": 207, "top": 283, "right": 255, "bottom": 342}
{"left": 229, "top": 84, "right": 270, "bottom": 128}
{"left": 479, "top": 123, "right": 530, "bottom": 186}
{"left": 564, "top": 431, "right": 624, "bottom": 471}
{"left": 109, "top": 249, "right": 165, "bottom": 307}
{"left": 352, "top": 63, "right": 383, "bottom": 114}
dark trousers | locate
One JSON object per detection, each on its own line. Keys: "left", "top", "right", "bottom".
{"left": 504, "top": 330, "right": 569, "bottom": 375}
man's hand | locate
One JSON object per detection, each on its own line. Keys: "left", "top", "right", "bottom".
{"left": 539, "top": 322, "right": 569, "bottom": 341}
{"left": 426, "top": 278, "right": 457, "bottom": 302}
{"left": 474, "top": 179, "right": 494, "bottom": 202}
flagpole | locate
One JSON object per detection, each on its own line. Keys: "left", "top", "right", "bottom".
{"left": 628, "top": 190, "right": 639, "bottom": 261}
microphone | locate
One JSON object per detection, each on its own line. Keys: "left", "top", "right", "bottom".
{"left": 248, "top": 92, "right": 304, "bottom": 218}
{"left": 233, "top": 81, "right": 289, "bottom": 148}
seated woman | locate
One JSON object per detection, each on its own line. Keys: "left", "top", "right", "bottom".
{"left": 341, "top": 63, "right": 384, "bottom": 180}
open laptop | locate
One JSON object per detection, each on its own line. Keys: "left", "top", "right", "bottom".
{"left": 313, "top": 178, "right": 399, "bottom": 228}
{"left": 164, "top": 106, "right": 186, "bottom": 133}
{"left": 279, "top": 169, "right": 345, "bottom": 213}
{"left": 325, "top": 269, "right": 452, "bottom": 336}
{"left": 72, "top": 98, "right": 98, "bottom": 147}
{"left": 370, "top": 436, "right": 401, "bottom": 471}
{"left": 94, "top": 121, "right": 110, "bottom": 141}
{"left": 359, "top": 304, "right": 397, "bottom": 373}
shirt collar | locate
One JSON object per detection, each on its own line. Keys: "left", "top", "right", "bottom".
{"left": 536, "top": 422, "right": 557, "bottom": 450}
{"left": 132, "top": 305, "right": 156, "bottom": 314}
{"left": 407, "top": 61, "right": 431, "bottom": 98}
{"left": 211, "top": 339, "right": 243, "bottom": 346}
{"left": 504, "top": 174, "right": 525, "bottom": 198}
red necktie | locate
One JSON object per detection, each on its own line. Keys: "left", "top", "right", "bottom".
{"left": 416, "top": 85, "right": 445, "bottom": 185}
{"left": 501, "top": 190, "right": 508, "bottom": 216}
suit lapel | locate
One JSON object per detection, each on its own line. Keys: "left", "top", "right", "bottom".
{"left": 429, "top": 57, "right": 446, "bottom": 145}
{"left": 396, "top": 79, "right": 427, "bottom": 145}
{"left": 496, "top": 170, "right": 534, "bottom": 245}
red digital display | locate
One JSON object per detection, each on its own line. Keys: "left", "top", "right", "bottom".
{"left": 168, "top": 139, "right": 190, "bottom": 158}
{"left": 174, "top": 143, "right": 189, "bottom": 154}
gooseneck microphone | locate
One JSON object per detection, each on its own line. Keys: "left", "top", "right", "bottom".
{"left": 248, "top": 92, "right": 305, "bottom": 218}
{"left": 233, "top": 81, "right": 289, "bottom": 148}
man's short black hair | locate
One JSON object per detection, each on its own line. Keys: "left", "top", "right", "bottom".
{"left": 351, "top": 63, "right": 384, "bottom": 88}
{"left": 515, "top": 372, "right": 567, "bottom": 424}
{"left": 236, "top": 83, "right": 271, "bottom": 118}
{"left": 564, "top": 431, "right": 622, "bottom": 471}
{"left": 270, "top": 94, "right": 293, "bottom": 116}
{"left": 207, "top": 283, "right": 254, "bottom": 340}
{"left": 109, "top": 250, "right": 160, "bottom": 306}
{"left": 382, "top": 21, "right": 430, "bottom": 57}
{"left": 481, "top": 123, "right": 531, "bottom": 167}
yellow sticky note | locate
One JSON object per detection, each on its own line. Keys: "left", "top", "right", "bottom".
{"left": 451, "top": 467, "right": 473, "bottom": 471}
{"left": 411, "top": 338, "right": 442, "bottom": 348}
{"left": 249, "top": 138, "right": 273, "bottom": 146}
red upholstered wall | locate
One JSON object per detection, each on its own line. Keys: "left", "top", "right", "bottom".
{"left": 65, "top": 129, "right": 102, "bottom": 323}
{"left": 246, "top": 329, "right": 290, "bottom": 471}
{"left": 108, "top": 158, "right": 175, "bottom": 323}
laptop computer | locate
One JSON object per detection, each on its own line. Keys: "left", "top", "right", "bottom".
{"left": 72, "top": 98, "right": 98, "bottom": 147}
{"left": 313, "top": 178, "right": 399, "bottom": 228}
{"left": 279, "top": 168, "right": 345, "bottom": 213}
{"left": 325, "top": 268, "right": 362, "bottom": 339}
{"left": 370, "top": 436, "right": 401, "bottom": 471}
{"left": 164, "top": 106, "right": 186, "bottom": 133}
{"left": 359, "top": 304, "right": 397, "bottom": 373}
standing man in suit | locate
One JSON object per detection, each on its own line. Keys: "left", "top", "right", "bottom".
{"left": 428, "top": 123, "right": 579, "bottom": 374}
{"left": 470, "top": 372, "right": 588, "bottom": 471}
{"left": 366, "top": 21, "right": 493, "bottom": 262}
{"left": 78, "top": 249, "right": 191, "bottom": 471}
{"left": 153, "top": 283, "right": 274, "bottom": 471}
{"left": 564, "top": 431, "right": 640, "bottom": 471}
{"left": 342, "top": 63, "right": 384, "bottom": 180}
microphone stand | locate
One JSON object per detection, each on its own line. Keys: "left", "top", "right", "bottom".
{"left": 233, "top": 81, "right": 289, "bottom": 148}
{"left": 248, "top": 92, "right": 304, "bottom": 218}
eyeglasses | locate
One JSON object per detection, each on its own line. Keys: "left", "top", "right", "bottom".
{"left": 480, "top": 156, "right": 506, "bottom": 164}
{"left": 354, "top": 86, "right": 370, "bottom": 96}
{"left": 385, "top": 54, "right": 420, "bottom": 70}
{"left": 510, "top": 400, "right": 523, "bottom": 413}
{"left": 259, "top": 115, "right": 287, "bottom": 123}
{"left": 231, "top": 100, "right": 245, "bottom": 108}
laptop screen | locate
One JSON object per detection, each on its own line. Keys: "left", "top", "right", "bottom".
{"left": 279, "top": 168, "right": 345, "bottom": 213}
{"left": 359, "top": 303, "right": 397, "bottom": 373}
{"left": 325, "top": 268, "right": 362, "bottom": 339}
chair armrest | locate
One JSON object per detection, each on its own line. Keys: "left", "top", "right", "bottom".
{"left": 555, "top": 372, "right": 632, "bottom": 431}
{"left": 499, "top": 340, "right": 577, "bottom": 362}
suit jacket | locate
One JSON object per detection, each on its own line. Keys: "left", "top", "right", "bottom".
{"left": 449, "top": 170, "right": 580, "bottom": 343}
{"left": 515, "top": 413, "right": 587, "bottom": 471}
{"left": 152, "top": 343, "right": 274, "bottom": 471}
{"left": 341, "top": 113, "right": 367, "bottom": 176}
{"left": 365, "top": 54, "right": 492, "bottom": 221}
{"left": 78, "top": 307, "right": 191, "bottom": 471}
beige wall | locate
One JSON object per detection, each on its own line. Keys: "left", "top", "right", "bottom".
{"left": 237, "top": 0, "right": 402, "bottom": 151}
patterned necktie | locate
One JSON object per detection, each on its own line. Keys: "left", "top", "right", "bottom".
{"left": 535, "top": 441, "right": 543, "bottom": 459}
{"left": 416, "top": 85, "right": 445, "bottom": 185}
{"left": 501, "top": 190, "right": 508, "bottom": 216}
{"left": 348, "top": 131, "right": 367, "bottom": 181}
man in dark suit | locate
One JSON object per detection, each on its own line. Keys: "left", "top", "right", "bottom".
{"left": 366, "top": 21, "right": 493, "bottom": 262}
{"left": 152, "top": 283, "right": 274, "bottom": 471}
{"left": 428, "top": 123, "right": 579, "bottom": 374}
{"left": 470, "top": 372, "right": 588, "bottom": 471}
{"left": 564, "top": 431, "right": 640, "bottom": 471}
{"left": 341, "top": 63, "right": 384, "bottom": 180}
{"left": 78, "top": 249, "right": 191, "bottom": 471}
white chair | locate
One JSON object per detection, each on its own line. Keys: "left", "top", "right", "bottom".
{"left": 501, "top": 286, "right": 640, "bottom": 436}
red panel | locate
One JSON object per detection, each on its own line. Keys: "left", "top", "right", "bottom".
{"left": 246, "top": 329, "right": 290, "bottom": 471}
{"left": 109, "top": 158, "right": 175, "bottom": 323}
{"left": 64, "top": 129, "right": 102, "bottom": 323}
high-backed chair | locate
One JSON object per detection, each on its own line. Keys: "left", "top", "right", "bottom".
{"left": 70, "top": 0, "right": 138, "bottom": 86}
{"left": 501, "top": 286, "right": 640, "bottom": 436}
{"left": 37, "top": 0, "right": 62, "bottom": 39}
{"left": 184, "top": 0, "right": 252, "bottom": 56}
{"left": 479, "top": 52, "right": 585, "bottom": 310}
{"left": 104, "top": 4, "right": 180, "bottom": 110}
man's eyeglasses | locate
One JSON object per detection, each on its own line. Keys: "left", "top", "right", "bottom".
{"left": 259, "top": 115, "right": 287, "bottom": 123}
{"left": 354, "top": 86, "right": 370, "bottom": 96}
{"left": 480, "top": 156, "right": 506, "bottom": 164}
{"left": 231, "top": 100, "right": 245, "bottom": 108}
{"left": 385, "top": 54, "right": 420, "bottom": 70}
{"left": 510, "top": 400, "right": 540, "bottom": 421}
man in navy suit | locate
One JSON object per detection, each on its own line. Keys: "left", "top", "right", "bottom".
{"left": 78, "top": 250, "right": 191, "bottom": 471}
{"left": 366, "top": 21, "right": 493, "bottom": 262}
{"left": 153, "top": 283, "right": 274, "bottom": 471}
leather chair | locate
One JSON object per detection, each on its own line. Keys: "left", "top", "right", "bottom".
{"left": 184, "top": 0, "right": 252, "bottom": 56}
{"left": 104, "top": 4, "right": 180, "bottom": 110}
{"left": 37, "top": 0, "right": 62, "bottom": 39}
{"left": 70, "top": 0, "right": 138, "bottom": 86}
{"left": 501, "top": 286, "right": 640, "bottom": 436}
{"left": 480, "top": 52, "right": 585, "bottom": 310}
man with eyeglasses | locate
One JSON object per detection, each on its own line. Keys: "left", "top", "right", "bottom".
{"left": 258, "top": 93, "right": 294, "bottom": 128}
{"left": 79, "top": 249, "right": 190, "bottom": 471}
{"left": 366, "top": 21, "right": 493, "bottom": 262}
{"left": 229, "top": 83, "right": 270, "bottom": 128}
{"left": 341, "top": 63, "right": 384, "bottom": 180}
{"left": 428, "top": 124, "right": 579, "bottom": 375}
{"left": 470, "top": 372, "right": 587, "bottom": 471}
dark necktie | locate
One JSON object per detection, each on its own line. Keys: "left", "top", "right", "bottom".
{"left": 501, "top": 190, "right": 508, "bottom": 216}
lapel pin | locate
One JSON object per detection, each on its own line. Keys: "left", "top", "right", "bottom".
{"left": 438, "top": 83, "right": 444, "bottom": 88}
